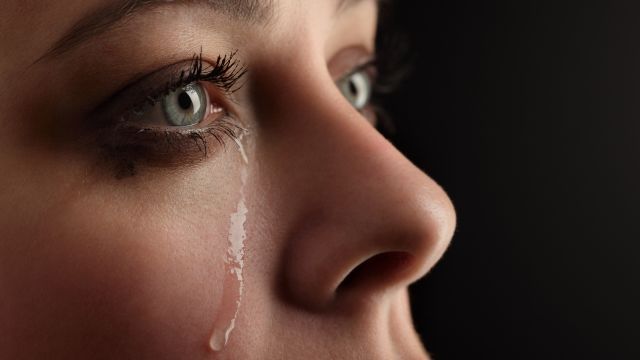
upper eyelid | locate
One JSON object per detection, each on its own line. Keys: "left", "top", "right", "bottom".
{"left": 337, "top": 59, "right": 378, "bottom": 82}
{"left": 89, "top": 60, "right": 198, "bottom": 126}
{"left": 330, "top": 48, "right": 377, "bottom": 81}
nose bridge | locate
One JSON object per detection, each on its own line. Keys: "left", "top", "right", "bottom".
{"left": 267, "top": 61, "right": 456, "bottom": 310}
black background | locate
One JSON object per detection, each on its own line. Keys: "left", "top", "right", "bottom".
{"left": 380, "top": 1, "right": 640, "bottom": 359}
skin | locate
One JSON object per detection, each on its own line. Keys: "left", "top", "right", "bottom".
{"left": 0, "top": 0, "right": 456, "bottom": 359}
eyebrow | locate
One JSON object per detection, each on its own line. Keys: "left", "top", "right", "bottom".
{"left": 37, "top": 0, "right": 373, "bottom": 63}
{"left": 37, "top": 0, "right": 275, "bottom": 62}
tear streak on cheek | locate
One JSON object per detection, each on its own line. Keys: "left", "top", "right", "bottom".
{"left": 209, "top": 131, "right": 250, "bottom": 352}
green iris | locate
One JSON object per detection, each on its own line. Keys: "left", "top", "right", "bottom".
{"left": 161, "top": 83, "right": 208, "bottom": 127}
{"left": 338, "top": 70, "right": 372, "bottom": 111}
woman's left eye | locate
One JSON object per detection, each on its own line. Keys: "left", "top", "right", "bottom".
{"left": 337, "top": 69, "right": 373, "bottom": 111}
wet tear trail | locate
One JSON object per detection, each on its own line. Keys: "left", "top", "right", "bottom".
{"left": 209, "top": 133, "right": 249, "bottom": 352}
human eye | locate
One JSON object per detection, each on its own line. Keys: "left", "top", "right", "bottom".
{"left": 335, "top": 58, "right": 382, "bottom": 126}
{"left": 333, "top": 46, "right": 411, "bottom": 135}
{"left": 337, "top": 63, "right": 375, "bottom": 112}
{"left": 139, "top": 82, "right": 212, "bottom": 128}
{"left": 90, "top": 51, "right": 247, "bottom": 176}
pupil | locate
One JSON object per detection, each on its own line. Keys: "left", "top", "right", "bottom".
{"left": 349, "top": 80, "right": 358, "bottom": 96}
{"left": 177, "top": 91, "right": 193, "bottom": 110}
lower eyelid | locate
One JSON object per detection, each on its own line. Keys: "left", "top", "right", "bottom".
{"left": 95, "top": 111, "right": 243, "bottom": 175}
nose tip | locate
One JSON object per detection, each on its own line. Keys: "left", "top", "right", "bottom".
{"left": 271, "top": 67, "right": 457, "bottom": 311}
{"left": 336, "top": 184, "right": 457, "bottom": 294}
{"left": 283, "top": 164, "right": 456, "bottom": 311}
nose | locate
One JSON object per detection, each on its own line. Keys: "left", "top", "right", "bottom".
{"left": 261, "top": 58, "right": 456, "bottom": 311}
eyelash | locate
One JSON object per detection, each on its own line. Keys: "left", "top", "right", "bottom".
{"left": 146, "top": 50, "right": 247, "bottom": 106}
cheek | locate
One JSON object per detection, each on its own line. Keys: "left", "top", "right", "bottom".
{"left": 1, "top": 187, "right": 233, "bottom": 359}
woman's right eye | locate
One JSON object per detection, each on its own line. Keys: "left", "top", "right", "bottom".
{"left": 160, "top": 83, "right": 211, "bottom": 127}
{"left": 131, "top": 82, "right": 225, "bottom": 129}
{"left": 87, "top": 52, "right": 248, "bottom": 174}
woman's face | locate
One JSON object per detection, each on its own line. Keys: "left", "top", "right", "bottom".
{"left": 0, "top": 0, "right": 455, "bottom": 359}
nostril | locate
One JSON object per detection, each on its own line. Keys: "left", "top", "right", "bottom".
{"left": 337, "top": 251, "right": 415, "bottom": 293}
